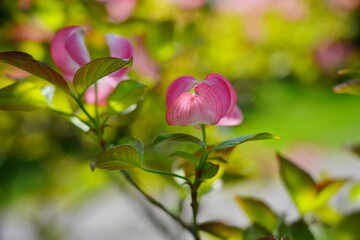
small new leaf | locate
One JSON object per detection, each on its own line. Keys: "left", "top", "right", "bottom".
{"left": 333, "top": 79, "right": 360, "bottom": 95}
{"left": 0, "top": 51, "right": 70, "bottom": 92}
{"left": 73, "top": 57, "right": 132, "bottom": 96}
{"left": 210, "top": 133, "right": 279, "bottom": 153}
{"left": 201, "top": 162, "right": 219, "bottom": 180}
{"left": 151, "top": 133, "right": 206, "bottom": 147}
{"left": 199, "top": 221, "right": 243, "bottom": 239}
{"left": 108, "top": 80, "right": 146, "bottom": 113}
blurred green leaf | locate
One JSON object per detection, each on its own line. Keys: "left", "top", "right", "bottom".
{"left": 337, "top": 69, "right": 360, "bottom": 75}
{"left": 257, "top": 237, "right": 277, "bottom": 240}
{"left": 201, "top": 162, "right": 219, "bottom": 180}
{"left": 209, "top": 133, "right": 279, "bottom": 153}
{"left": 0, "top": 82, "right": 47, "bottom": 111}
{"left": 235, "top": 196, "right": 278, "bottom": 232}
{"left": 147, "top": 21, "right": 176, "bottom": 61}
{"left": 349, "top": 144, "right": 360, "bottom": 157}
{"left": 73, "top": 57, "right": 132, "bottom": 96}
{"left": 91, "top": 137, "right": 143, "bottom": 171}
{"left": 335, "top": 212, "right": 360, "bottom": 240}
{"left": 235, "top": 196, "right": 278, "bottom": 233}
{"left": 288, "top": 220, "right": 315, "bottom": 240}
{"left": 167, "top": 151, "right": 198, "bottom": 166}
{"left": 333, "top": 79, "right": 360, "bottom": 95}
{"left": 108, "top": 80, "right": 146, "bottom": 113}
{"left": 244, "top": 223, "right": 272, "bottom": 240}
{"left": 0, "top": 51, "right": 70, "bottom": 92}
{"left": 199, "top": 221, "right": 243, "bottom": 239}
{"left": 277, "top": 154, "right": 317, "bottom": 214}
{"left": 151, "top": 133, "right": 206, "bottom": 147}
{"left": 315, "top": 179, "right": 346, "bottom": 208}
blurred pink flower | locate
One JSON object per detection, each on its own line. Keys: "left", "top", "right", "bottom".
{"left": 51, "top": 26, "right": 133, "bottom": 105}
{"left": 100, "top": 0, "right": 138, "bottom": 23}
{"left": 275, "top": 0, "right": 307, "bottom": 21}
{"left": 133, "top": 36, "right": 160, "bottom": 81}
{"left": 172, "top": 0, "right": 205, "bottom": 10}
{"left": 326, "top": 0, "right": 360, "bottom": 11}
{"left": 166, "top": 73, "right": 243, "bottom": 126}
{"left": 313, "top": 41, "right": 353, "bottom": 73}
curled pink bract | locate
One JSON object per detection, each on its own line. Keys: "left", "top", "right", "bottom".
{"left": 51, "top": 26, "right": 133, "bottom": 105}
{"left": 166, "top": 73, "right": 243, "bottom": 126}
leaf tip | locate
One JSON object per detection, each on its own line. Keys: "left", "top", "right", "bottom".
{"left": 90, "top": 161, "right": 96, "bottom": 172}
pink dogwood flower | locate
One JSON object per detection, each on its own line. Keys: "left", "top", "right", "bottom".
{"left": 51, "top": 26, "right": 133, "bottom": 105}
{"left": 166, "top": 73, "right": 243, "bottom": 126}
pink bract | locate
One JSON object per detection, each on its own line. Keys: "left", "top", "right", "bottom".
{"left": 51, "top": 26, "right": 133, "bottom": 105}
{"left": 166, "top": 73, "right": 243, "bottom": 126}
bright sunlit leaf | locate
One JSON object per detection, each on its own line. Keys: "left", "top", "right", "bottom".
{"left": 0, "top": 82, "right": 47, "bottom": 111}
{"left": 333, "top": 79, "right": 360, "bottom": 95}
{"left": 151, "top": 133, "right": 206, "bottom": 147}
{"left": 199, "top": 221, "right": 243, "bottom": 239}
{"left": 235, "top": 196, "right": 278, "bottom": 233}
{"left": 108, "top": 80, "right": 146, "bottom": 113}
{"left": 73, "top": 57, "right": 133, "bottom": 96}
{"left": 209, "top": 133, "right": 279, "bottom": 153}
{"left": 315, "top": 179, "right": 347, "bottom": 209}
{"left": 277, "top": 154, "right": 317, "bottom": 214}
{"left": 0, "top": 51, "right": 70, "bottom": 92}
{"left": 91, "top": 137, "right": 143, "bottom": 171}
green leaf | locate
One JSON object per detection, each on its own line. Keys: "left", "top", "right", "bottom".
{"left": 337, "top": 68, "right": 360, "bottom": 75}
{"left": 288, "top": 220, "right": 315, "bottom": 240}
{"left": 0, "top": 82, "right": 47, "bottom": 111}
{"left": 201, "top": 162, "right": 219, "bottom": 180}
{"left": 108, "top": 80, "right": 146, "bottom": 113}
{"left": 333, "top": 79, "right": 360, "bottom": 95}
{"left": 335, "top": 212, "right": 360, "bottom": 240}
{"left": 91, "top": 137, "right": 143, "bottom": 171}
{"left": 150, "top": 133, "right": 206, "bottom": 147}
{"left": 277, "top": 154, "right": 317, "bottom": 214}
{"left": 210, "top": 133, "right": 279, "bottom": 153}
{"left": 117, "top": 137, "right": 144, "bottom": 161}
{"left": 167, "top": 151, "right": 198, "bottom": 166}
{"left": 315, "top": 179, "right": 346, "bottom": 208}
{"left": 244, "top": 224, "right": 272, "bottom": 240}
{"left": 73, "top": 57, "right": 132, "bottom": 95}
{"left": 349, "top": 144, "right": 360, "bottom": 157}
{"left": 235, "top": 196, "right": 278, "bottom": 233}
{"left": 199, "top": 221, "right": 243, "bottom": 239}
{"left": 0, "top": 51, "right": 70, "bottom": 92}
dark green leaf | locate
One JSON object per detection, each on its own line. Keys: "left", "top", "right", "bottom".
{"left": 108, "top": 80, "right": 146, "bottom": 113}
{"left": 335, "top": 211, "right": 360, "bottom": 240}
{"left": 277, "top": 154, "right": 317, "bottom": 214}
{"left": 91, "top": 138, "right": 143, "bottom": 171}
{"left": 151, "top": 133, "right": 206, "bottom": 147}
{"left": 244, "top": 224, "right": 272, "bottom": 240}
{"left": 289, "top": 220, "right": 315, "bottom": 240}
{"left": 235, "top": 196, "right": 278, "bottom": 232}
{"left": 333, "top": 79, "right": 360, "bottom": 95}
{"left": 210, "top": 133, "right": 279, "bottom": 153}
{"left": 73, "top": 57, "right": 132, "bottom": 95}
{"left": 0, "top": 82, "right": 47, "bottom": 111}
{"left": 349, "top": 144, "right": 360, "bottom": 157}
{"left": 199, "top": 221, "right": 243, "bottom": 239}
{"left": 201, "top": 162, "right": 219, "bottom": 180}
{"left": 257, "top": 237, "right": 277, "bottom": 240}
{"left": 0, "top": 51, "right": 70, "bottom": 92}
{"left": 167, "top": 151, "right": 198, "bottom": 166}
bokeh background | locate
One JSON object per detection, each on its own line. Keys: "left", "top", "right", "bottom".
{"left": 1, "top": 0, "right": 360, "bottom": 239}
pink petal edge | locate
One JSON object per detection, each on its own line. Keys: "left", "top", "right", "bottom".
{"left": 106, "top": 34, "right": 133, "bottom": 78}
{"left": 166, "top": 75, "right": 198, "bottom": 108}
{"left": 217, "top": 105, "right": 243, "bottom": 126}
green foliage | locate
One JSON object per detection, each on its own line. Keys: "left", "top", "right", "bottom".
{"left": 333, "top": 79, "right": 360, "bottom": 95}
{"left": 199, "top": 221, "right": 243, "bottom": 239}
{"left": 209, "top": 133, "right": 279, "bottom": 153}
{"left": 108, "top": 80, "right": 146, "bottom": 113}
{"left": 0, "top": 51, "right": 69, "bottom": 92}
{"left": 200, "top": 162, "right": 219, "bottom": 180}
{"left": 73, "top": 57, "right": 133, "bottom": 96}
{"left": 235, "top": 196, "right": 278, "bottom": 233}
{"left": 151, "top": 133, "right": 206, "bottom": 147}
{"left": 91, "top": 137, "right": 143, "bottom": 171}
{"left": 167, "top": 151, "right": 198, "bottom": 166}
{"left": 0, "top": 82, "right": 47, "bottom": 111}
{"left": 334, "top": 212, "right": 360, "bottom": 240}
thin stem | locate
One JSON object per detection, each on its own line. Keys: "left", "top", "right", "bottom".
{"left": 200, "top": 124, "right": 206, "bottom": 145}
{"left": 120, "top": 170, "right": 194, "bottom": 236}
{"left": 191, "top": 187, "right": 200, "bottom": 240}
{"left": 139, "top": 166, "right": 191, "bottom": 183}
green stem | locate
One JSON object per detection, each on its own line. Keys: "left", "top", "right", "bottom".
{"left": 121, "top": 170, "right": 194, "bottom": 236}
{"left": 200, "top": 125, "right": 206, "bottom": 145}
{"left": 191, "top": 186, "right": 200, "bottom": 240}
{"left": 139, "top": 166, "right": 191, "bottom": 183}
